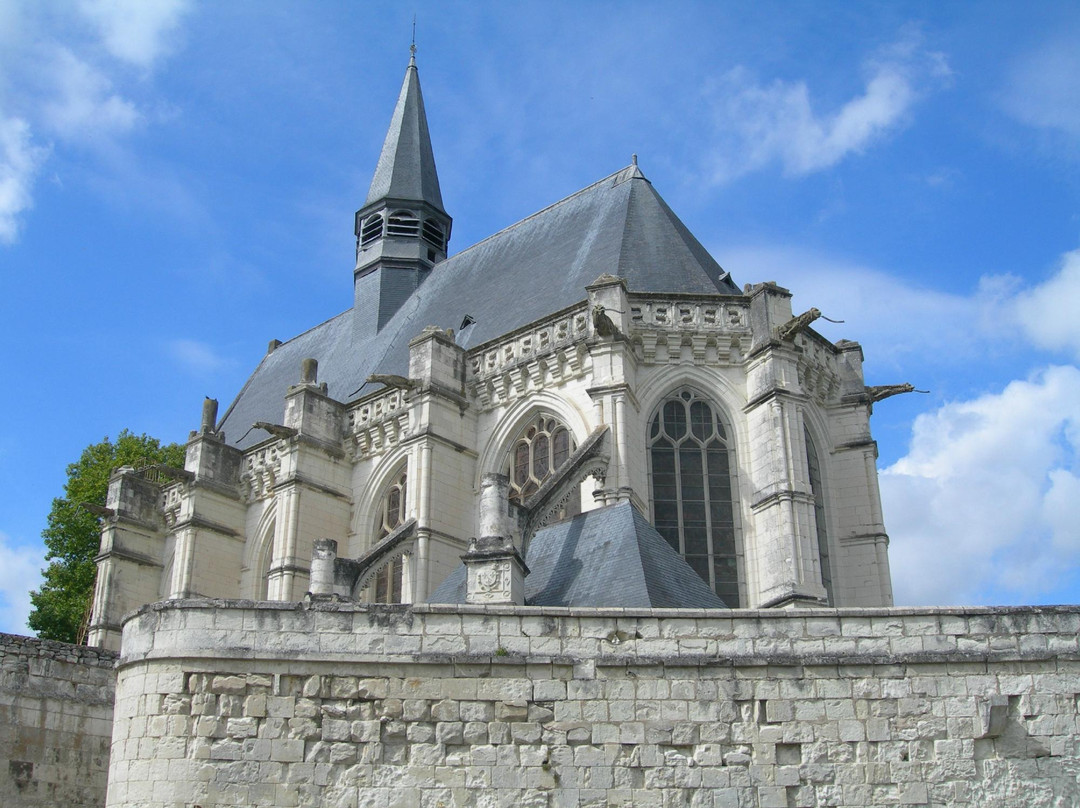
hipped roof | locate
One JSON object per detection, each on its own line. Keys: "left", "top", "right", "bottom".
{"left": 219, "top": 166, "right": 740, "bottom": 448}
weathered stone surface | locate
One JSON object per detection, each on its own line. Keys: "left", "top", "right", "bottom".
{"left": 93, "top": 601, "right": 1080, "bottom": 807}
{"left": 0, "top": 633, "right": 116, "bottom": 808}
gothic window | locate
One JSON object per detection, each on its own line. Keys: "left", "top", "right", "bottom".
{"left": 360, "top": 213, "right": 384, "bottom": 247}
{"left": 422, "top": 218, "right": 445, "bottom": 251}
{"left": 648, "top": 389, "right": 740, "bottom": 606}
{"left": 387, "top": 210, "right": 420, "bottom": 238}
{"left": 371, "top": 468, "right": 407, "bottom": 603}
{"left": 507, "top": 415, "right": 578, "bottom": 516}
{"left": 805, "top": 429, "right": 833, "bottom": 604}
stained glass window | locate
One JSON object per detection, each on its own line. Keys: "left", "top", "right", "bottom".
{"left": 371, "top": 468, "right": 407, "bottom": 604}
{"left": 507, "top": 416, "right": 579, "bottom": 518}
{"left": 648, "top": 390, "right": 740, "bottom": 606}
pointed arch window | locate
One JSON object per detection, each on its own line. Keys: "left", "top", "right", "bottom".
{"left": 370, "top": 468, "right": 407, "bottom": 603}
{"left": 648, "top": 389, "right": 740, "bottom": 606}
{"left": 387, "top": 210, "right": 420, "bottom": 238}
{"left": 804, "top": 429, "right": 833, "bottom": 604}
{"left": 507, "top": 415, "right": 579, "bottom": 517}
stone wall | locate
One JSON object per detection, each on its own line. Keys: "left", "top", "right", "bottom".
{"left": 0, "top": 633, "right": 118, "bottom": 807}
{"left": 108, "top": 600, "right": 1080, "bottom": 807}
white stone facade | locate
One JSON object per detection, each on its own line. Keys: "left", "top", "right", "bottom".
{"left": 86, "top": 55, "right": 896, "bottom": 647}
{"left": 86, "top": 271, "right": 895, "bottom": 650}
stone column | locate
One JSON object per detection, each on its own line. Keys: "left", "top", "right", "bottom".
{"left": 309, "top": 539, "right": 338, "bottom": 597}
{"left": 463, "top": 474, "right": 529, "bottom": 605}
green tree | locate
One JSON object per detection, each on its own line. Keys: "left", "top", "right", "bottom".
{"left": 28, "top": 430, "right": 185, "bottom": 643}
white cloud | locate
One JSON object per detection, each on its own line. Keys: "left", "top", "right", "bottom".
{"left": 707, "top": 35, "right": 948, "bottom": 182}
{"left": 41, "top": 47, "right": 141, "bottom": 139}
{"left": 723, "top": 244, "right": 1080, "bottom": 372}
{"left": 1014, "top": 249, "right": 1080, "bottom": 359}
{"left": 0, "top": 116, "right": 50, "bottom": 244}
{"left": 0, "top": 531, "right": 44, "bottom": 635}
{"left": 168, "top": 339, "right": 232, "bottom": 375}
{"left": 78, "top": 0, "right": 192, "bottom": 68}
{"left": 1000, "top": 34, "right": 1080, "bottom": 139}
{"left": 0, "top": 0, "right": 190, "bottom": 245}
{"left": 720, "top": 246, "right": 1008, "bottom": 368}
{"left": 883, "top": 365, "right": 1080, "bottom": 605}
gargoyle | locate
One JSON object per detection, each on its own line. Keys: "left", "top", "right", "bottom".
{"left": 865, "top": 383, "right": 928, "bottom": 403}
{"left": 365, "top": 373, "right": 419, "bottom": 391}
{"left": 592, "top": 304, "right": 622, "bottom": 338}
{"left": 252, "top": 422, "right": 299, "bottom": 439}
{"left": 79, "top": 502, "right": 115, "bottom": 519}
{"left": 776, "top": 308, "right": 822, "bottom": 341}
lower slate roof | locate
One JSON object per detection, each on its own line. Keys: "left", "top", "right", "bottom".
{"left": 219, "top": 165, "right": 742, "bottom": 448}
{"left": 428, "top": 501, "right": 728, "bottom": 609}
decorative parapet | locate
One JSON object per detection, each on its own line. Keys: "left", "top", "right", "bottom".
{"left": 345, "top": 387, "right": 413, "bottom": 461}
{"left": 239, "top": 440, "right": 287, "bottom": 502}
{"left": 627, "top": 294, "right": 751, "bottom": 364}
{"left": 161, "top": 480, "right": 189, "bottom": 528}
{"left": 467, "top": 303, "right": 590, "bottom": 411}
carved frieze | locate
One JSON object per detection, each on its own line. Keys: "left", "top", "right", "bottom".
{"left": 467, "top": 304, "right": 591, "bottom": 412}
{"left": 628, "top": 296, "right": 750, "bottom": 366}
{"left": 345, "top": 388, "right": 413, "bottom": 461}
{"left": 161, "top": 481, "right": 190, "bottom": 528}
{"left": 240, "top": 443, "right": 285, "bottom": 502}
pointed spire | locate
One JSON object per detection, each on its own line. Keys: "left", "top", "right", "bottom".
{"left": 365, "top": 51, "right": 445, "bottom": 212}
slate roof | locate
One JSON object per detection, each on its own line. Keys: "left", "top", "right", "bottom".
{"left": 364, "top": 55, "right": 445, "bottom": 212}
{"left": 218, "top": 166, "right": 742, "bottom": 448}
{"left": 428, "top": 501, "right": 728, "bottom": 609}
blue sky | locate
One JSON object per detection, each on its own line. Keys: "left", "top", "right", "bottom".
{"left": 2, "top": 1, "right": 1080, "bottom": 632}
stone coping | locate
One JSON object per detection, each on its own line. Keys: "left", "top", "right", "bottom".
{"left": 126, "top": 597, "right": 1080, "bottom": 620}
{"left": 116, "top": 598, "right": 1080, "bottom": 672}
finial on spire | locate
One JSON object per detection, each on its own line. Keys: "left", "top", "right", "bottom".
{"left": 410, "top": 16, "right": 417, "bottom": 64}
{"left": 631, "top": 153, "right": 638, "bottom": 166}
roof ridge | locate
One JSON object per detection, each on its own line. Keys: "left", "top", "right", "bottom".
{"left": 445, "top": 165, "right": 645, "bottom": 263}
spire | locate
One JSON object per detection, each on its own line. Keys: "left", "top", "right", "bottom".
{"left": 365, "top": 51, "right": 445, "bottom": 212}
{"left": 353, "top": 48, "right": 452, "bottom": 337}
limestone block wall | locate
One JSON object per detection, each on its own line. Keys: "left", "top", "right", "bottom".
{"left": 0, "top": 633, "right": 117, "bottom": 808}
{"left": 109, "top": 600, "right": 1080, "bottom": 808}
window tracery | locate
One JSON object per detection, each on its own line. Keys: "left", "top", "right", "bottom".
{"left": 370, "top": 468, "right": 407, "bottom": 603}
{"left": 648, "top": 389, "right": 740, "bottom": 606}
{"left": 507, "top": 415, "right": 578, "bottom": 517}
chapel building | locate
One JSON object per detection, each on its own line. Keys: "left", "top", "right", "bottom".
{"left": 87, "top": 53, "right": 894, "bottom": 651}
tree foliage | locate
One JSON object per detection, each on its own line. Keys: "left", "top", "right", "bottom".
{"left": 28, "top": 430, "right": 185, "bottom": 643}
